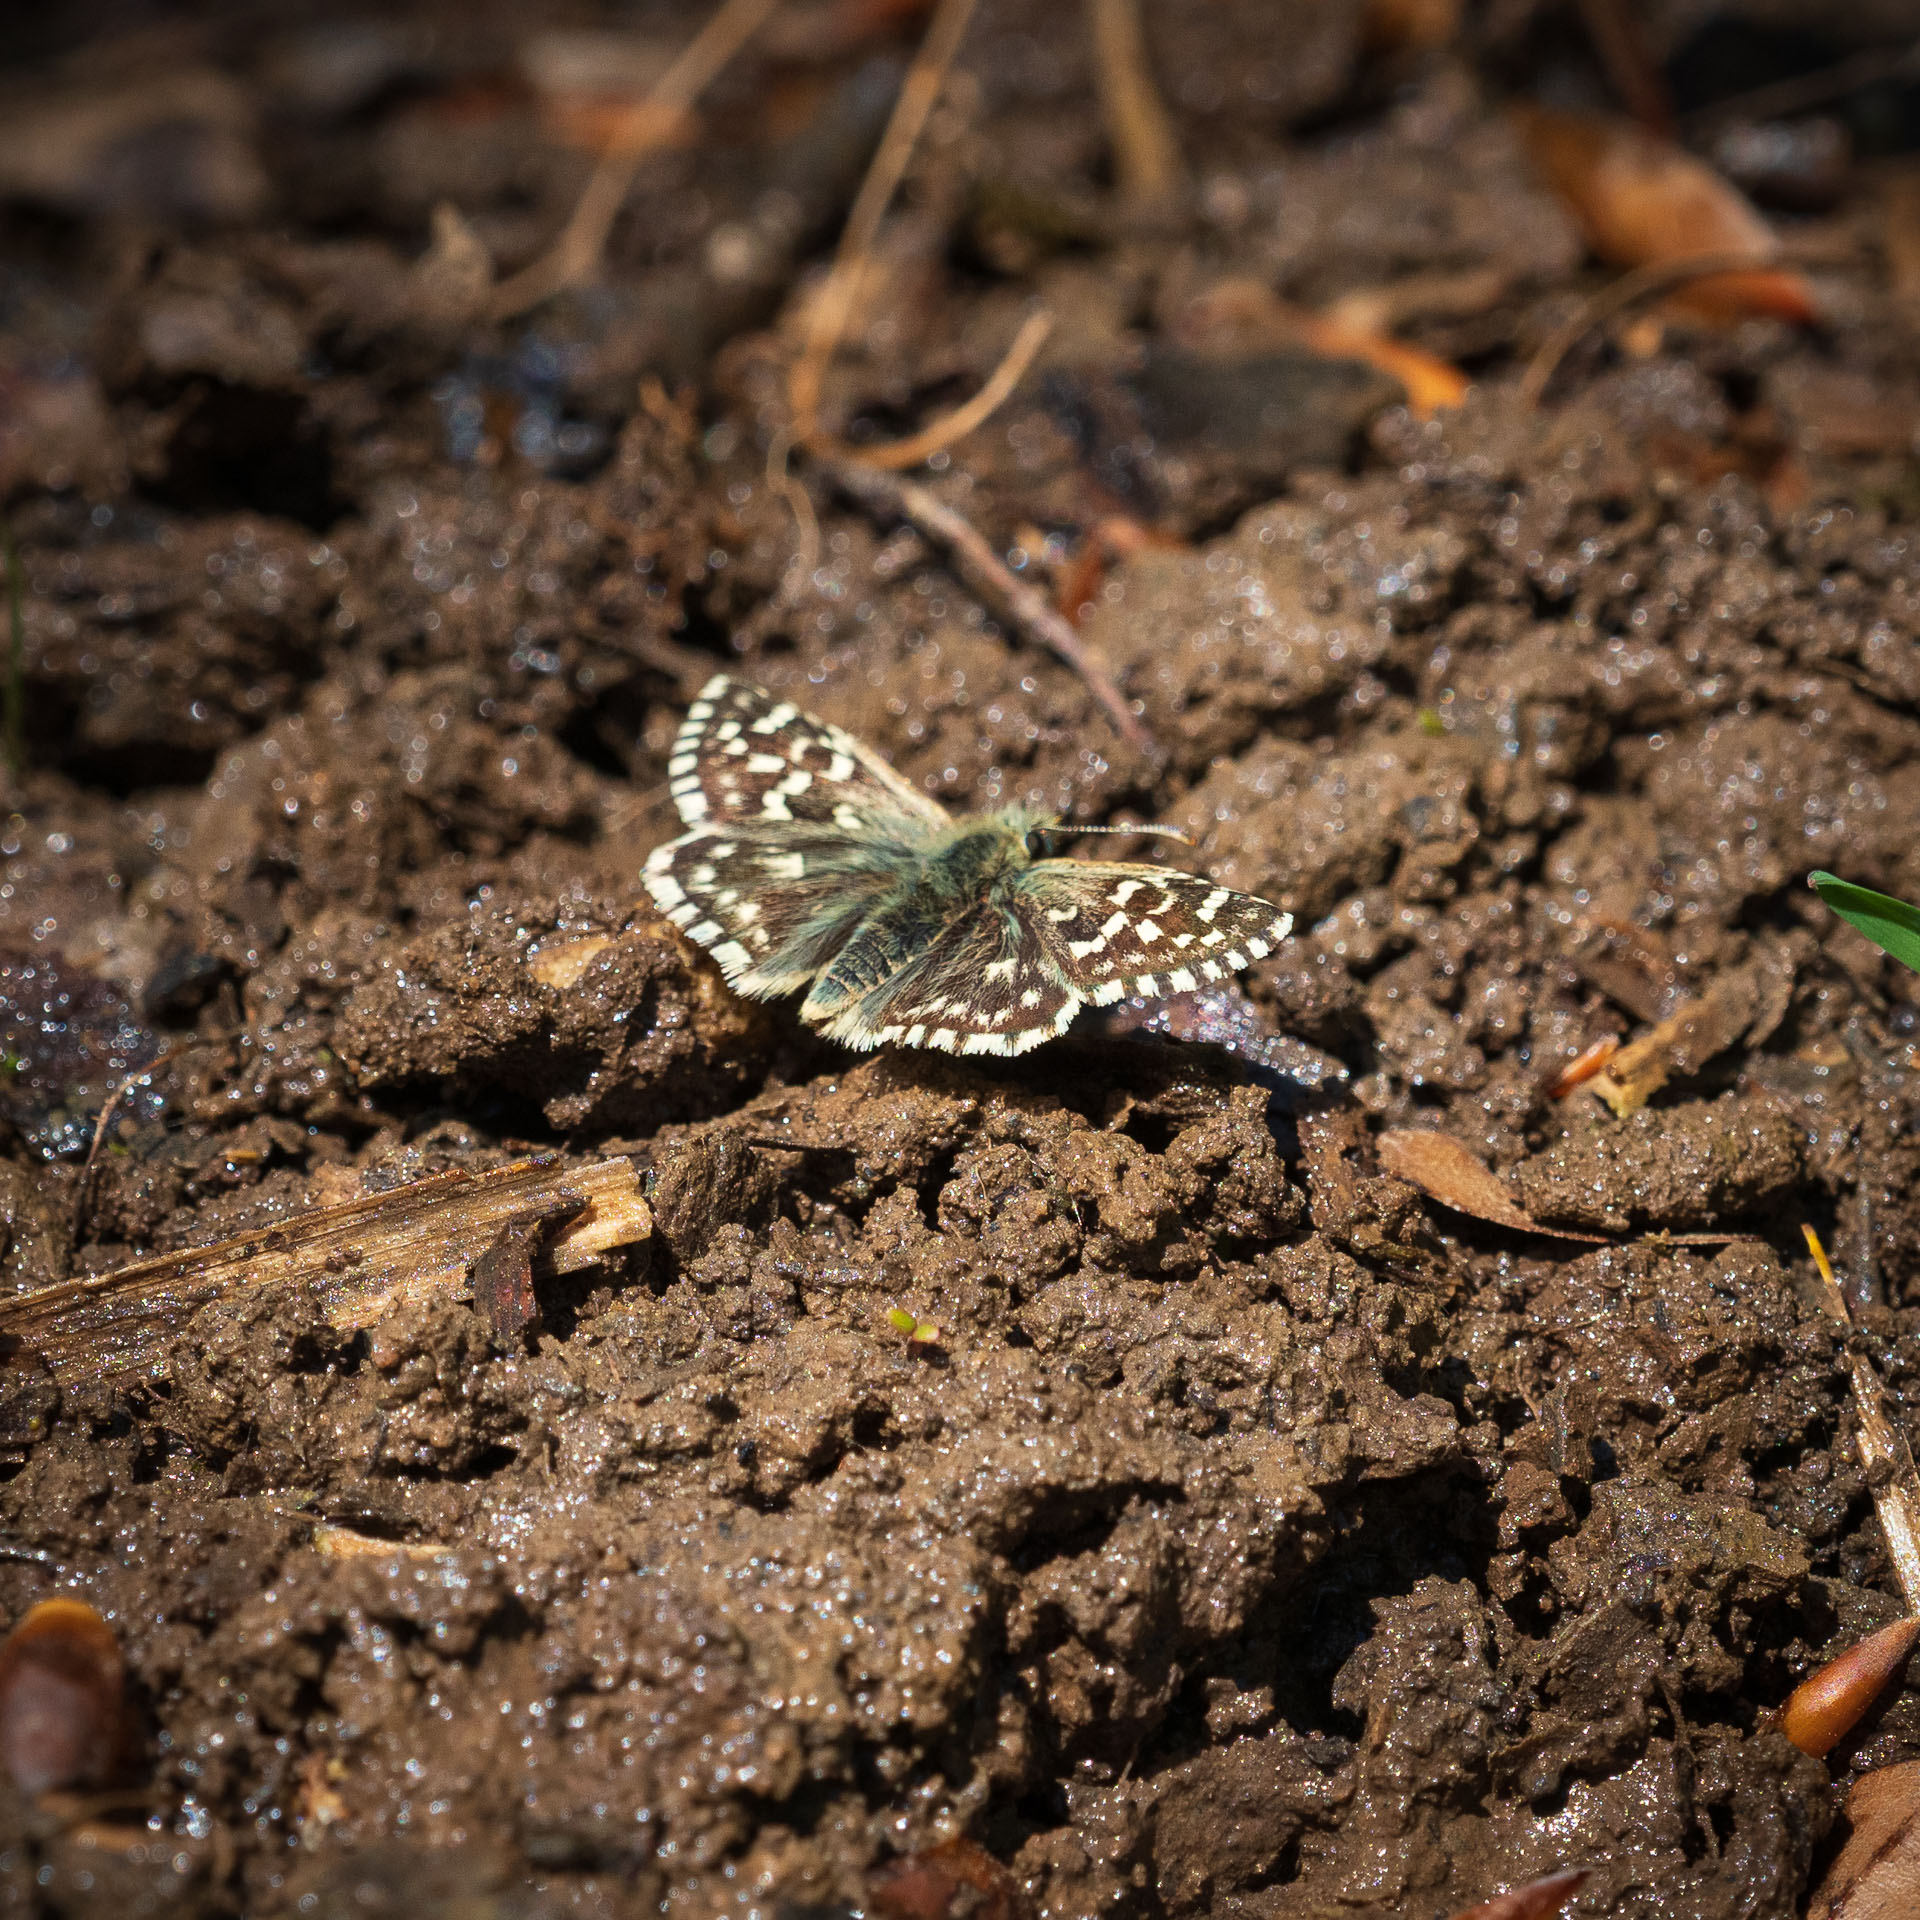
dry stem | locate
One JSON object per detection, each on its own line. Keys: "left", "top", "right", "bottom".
{"left": 823, "top": 459, "right": 1157, "bottom": 760}
{"left": 1086, "top": 0, "right": 1186, "bottom": 214}
{"left": 491, "top": 0, "right": 786, "bottom": 320}
{"left": 1807, "top": 1225, "right": 1920, "bottom": 1614}
{"left": 788, "top": 0, "right": 983, "bottom": 441}
{"left": 1520, "top": 249, "right": 1783, "bottom": 408}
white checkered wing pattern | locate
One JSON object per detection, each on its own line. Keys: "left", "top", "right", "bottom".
{"left": 1015, "top": 862, "right": 1293, "bottom": 1005}
{"left": 662, "top": 674, "right": 948, "bottom": 836}
{"left": 807, "top": 898, "right": 1083, "bottom": 1056}
{"left": 644, "top": 676, "right": 950, "bottom": 998}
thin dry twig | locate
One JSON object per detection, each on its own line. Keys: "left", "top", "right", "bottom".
{"left": 67, "top": 1032, "right": 235, "bottom": 1260}
{"left": 784, "top": 0, "right": 1051, "bottom": 473}
{"left": 490, "top": 0, "right": 786, "bottom": 320}
{"left": 788, "top": 0, "right": 983, "bottom": 442}
{"left": 842, "top": 309, "right": 1053, "bottom": 470}
{"left": 12, "top": 1157, "right": 652, "bottom": 1387}
{"left": 823, "top": 458, "right": 1157, "bottom": 760}
{"left": 1086, "top": 0, "right": 1187, "bottom": 214}
{"left": 1807, "top": 1224, "right": 1920, "bottom": 1614}
{"left": 1520, "top": 249, "right": 1786, "bottom": 408}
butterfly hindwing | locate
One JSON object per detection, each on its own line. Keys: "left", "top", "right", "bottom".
{"left": 803, "top": 895, "right": 1082, "bottom": 1057}
{"left": 1013, "top": 861, "right": 1294, "bottom": 1004}
{"left": 666, "top": 674, "right": 948, "bottom": 836}
{"left": 644, "top": 822, "right": 919, "bottom": 996}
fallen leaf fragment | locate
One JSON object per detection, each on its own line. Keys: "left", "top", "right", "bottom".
{"left": 1808, "top": 1759, "right": 1920, "bottom": 1918}
{"left": 1545, "top": 1033, "right": 1620, "bottom": 1098}
{"left": 1177, "top": 276, "right": 1467, "bottom": 419}
{"left": 1513, "top": 106, "right": 1819, "bottom": 325}
{"left": 868, "top": 1837, "right": 1030, "bottom": 1919}
{"left": 1784, "top": 1618, "right": 1920, "bottom": 1758}
{"left": 1286, "top": 308, "right": 1470, "bottom": 418}
{"left": 1377, "top": 1129, "right": 1605, "bottom": 1241}
{"left": 471, "top": 1198, "right": 588, "bottom": 1343}
{"left": 1448, "top": 1867, "right": 1590, "bottom": 1920}
{"left": 0, "top": 1599, "right": 130, "bottom": 1797}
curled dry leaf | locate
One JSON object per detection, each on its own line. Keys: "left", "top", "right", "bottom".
{"left": 0, "top": 1598, "right": 131, "bottom": 1797}
{"left": 1808, "top": 1759, "right": 1920, "bottom": 1918}
{"left": 1513, "top": 106, "right": 1819, "bottom": 325}
{"left": 1784, "top": 1618, "right": 1920, "bottom": 1758}
{"left": 1545, "top": 1033, "right": 1620, "bottom": 1099}
{"left": 1376, "top": 1130, "right": 1605, "bottom": 1241}
{"left": 868, "top": 1837, "right": 1030, "bottom": 1919}
{"left": 1448, "top": 1867, "right": 1590, "bottom": 1920}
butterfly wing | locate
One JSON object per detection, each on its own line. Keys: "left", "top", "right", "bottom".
{"left": 802, "top": 894, "right": 1083, "bottom": 1056}
{"left": 644, "top": 676, "right": 946, "bottom": 997}
{"left": 664, "top": 674, "right": 948, "bottom": 834}
{"left": 1013, "top": 861, "right": 1293, "bottom": 1003}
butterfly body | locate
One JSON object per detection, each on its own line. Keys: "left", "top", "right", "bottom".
{"left": 643, "top": 676, "right": 1292, "bottom": 1056}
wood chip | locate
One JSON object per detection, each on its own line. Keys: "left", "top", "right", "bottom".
{"left": 0, "top": 1156, "right": 650, "bottom": 1388}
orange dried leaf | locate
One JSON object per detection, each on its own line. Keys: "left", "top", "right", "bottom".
{"left": 869, "top": 1838, "right": 1029, "bottom": 1920}
{"left": 1513, "top": 106, "right": 1819, "bottom": 325}
{"left": 1809, "top": 1759, "right": 1920, "bottom": 1917}
{"left": 1289, "top": 311, "right": 1470, "bottom": 418}
{"left": 1449, "top": 1867, "right": 1591, "bottom": 1920}
{"left": 1785, "top": 1618, "right": 1920, "bottom": 1758}
{"left": 1546, "top": 1034, "right": 1620, "bottom": 1098}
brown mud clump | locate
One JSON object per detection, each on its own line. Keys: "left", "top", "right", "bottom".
{"left": 8, "top": 0, "right": 1920, "bottom": 1915}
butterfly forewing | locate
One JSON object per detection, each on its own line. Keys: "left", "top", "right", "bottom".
{"left": 1013, "top": 862, "right": 1294, "bottom": 1004}
{"left": 666, "top": 675, "right": 948, "bottom": 836}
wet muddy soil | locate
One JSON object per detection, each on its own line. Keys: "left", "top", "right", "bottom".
{"left": 6, "top": 2, "right": 1920, "bottom": 1915}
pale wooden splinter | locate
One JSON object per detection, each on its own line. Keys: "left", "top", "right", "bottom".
{"left": 0, "top": 1157, "right": 651, "bottom": 1388}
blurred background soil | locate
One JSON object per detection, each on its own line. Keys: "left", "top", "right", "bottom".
{"left": 6, "top": 0, "right": 1920, "bottom": 1914}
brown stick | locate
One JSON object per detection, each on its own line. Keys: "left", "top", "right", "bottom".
{"left": 1519, "top": 249, "right": 1784, "bottom": 409}
{"left": 1086, "top": 0, "right": 1187, "bottom": 214}
{"left": 828, "top": 310, "right": 1052, "bottom": 471}
{"left": 490, "top": 0, "right": 787, "bottom": 320}
{"left": 823, "top": 459, "right": 1158, "bottom": 761}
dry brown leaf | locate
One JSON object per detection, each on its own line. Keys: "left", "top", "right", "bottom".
{"left": 1513, "top": 106, "right": 1819, "bottom": 325}
{"left": 1448, "top": 1867, "right": 1590, "bottom": 1920}
{"left": 1808, "top": 1760, "right": 1920, "bottom": 1917}
{"left": 1376, "top": 1130, "right": 1605, "bottom": 1241}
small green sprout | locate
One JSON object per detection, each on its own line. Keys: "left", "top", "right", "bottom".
{"left": 886, "top": 1305, "right": 941, "bottom": 1345}
{"left": 1810, "top": 872, "right": 1920, "bottom": 976}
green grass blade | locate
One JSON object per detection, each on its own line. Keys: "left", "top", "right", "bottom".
{"left": 1810, "top": 871, "right": 1920, "bottom": 975}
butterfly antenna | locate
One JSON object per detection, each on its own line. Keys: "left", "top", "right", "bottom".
{"left": 1056, "top": 822, "right": 1194, "bottom": 847}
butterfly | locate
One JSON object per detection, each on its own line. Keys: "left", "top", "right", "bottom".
{"left": 641, "top": 675, "right": 1293, "bottom": 1056}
